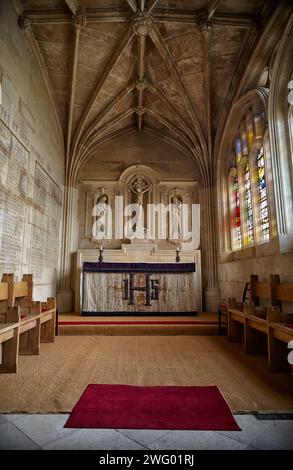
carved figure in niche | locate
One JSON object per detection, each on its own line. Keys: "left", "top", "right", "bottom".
{"left": 129, "top": 174, "right": 151, "bottom": 232}
{"left": 171, "top": 195, "right": 183, "bottom": 239}
{"left": 93, "top": 194, "right": 109, "bottom": 238}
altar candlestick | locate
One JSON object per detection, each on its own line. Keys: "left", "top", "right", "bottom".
{"left": 99, "top": 244, "right": 104, "bottom": 262}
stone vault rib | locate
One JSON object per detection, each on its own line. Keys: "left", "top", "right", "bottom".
{"left": 149, "top": 22, "right": 208, "bottom": 172}
{"left": 71, "top": 25, "right": 135, "bottom": 163}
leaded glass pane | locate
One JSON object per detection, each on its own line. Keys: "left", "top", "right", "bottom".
{"left": 232, "top": 176, "right": 242, "bottom": 250}
{"left": 244, "top": 163, "right": 254, "bottom": 245}
{"left": 257, "top": 146, "right": 270, "bottom": 242}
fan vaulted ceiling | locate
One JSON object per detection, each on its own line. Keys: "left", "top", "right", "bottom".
{"left": 17, "top": 0, "right": 275, "bottom": 177}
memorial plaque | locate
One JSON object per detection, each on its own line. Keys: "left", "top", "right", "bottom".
{"left": 30, "top": 162, "right": 62, "bottom": 283}
{"left": 0, "top": 120, "right": 29, "bottom": 276}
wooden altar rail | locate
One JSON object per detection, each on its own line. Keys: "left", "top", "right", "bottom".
{"left": 0, "top": 274, "right": 56, "bottom": 373}
{"left": 227, "top": 275, "right": 293, "bottom": 372}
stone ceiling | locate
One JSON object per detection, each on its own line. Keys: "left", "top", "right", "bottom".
{"left": 16, "top": 0, "right": 275, "bottom": 179}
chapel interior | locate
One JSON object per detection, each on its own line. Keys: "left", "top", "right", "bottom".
{"left": 0, "top": 0, "right": 293, "bottom": 451}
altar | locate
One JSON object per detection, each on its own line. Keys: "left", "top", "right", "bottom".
{"left": 81, "top": 261, "right": 197, "bottom": 315}
{"left": 71, "top": 164, "right": 203, "bottom": 315}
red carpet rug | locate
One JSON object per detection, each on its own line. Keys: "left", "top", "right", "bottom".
{"left": 64, "top": 384, "right": 240, "bottom": 430}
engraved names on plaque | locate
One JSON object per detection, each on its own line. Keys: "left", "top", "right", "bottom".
{"left": 0, "top": 120, "right": 29, "bottom": 276}
{"left": 30, "top": 162, "right": 62, "bottom": 282}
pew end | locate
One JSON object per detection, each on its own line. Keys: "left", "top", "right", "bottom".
{"left": 0, "top": 280, "right": 20, "bottom": 373}
{"left": 243, "top": 301, "right": 255, "bottom": 315}
{"left": 0, "top": 322, "right": 20, "bottom": 373}
{"left": 6, "top": 306, "right": 21, "bottom": 323}
{"left": 0, "top": 274, "right": 57, "bottom": 371}
{"left": 40, "top": 297, "right": 56, "bottom": 343}
{"left": 266, "top": 306, "right": 281, "bottom": 323}
{"left": 1, "top": 274, "right": 14, "bottom": 308}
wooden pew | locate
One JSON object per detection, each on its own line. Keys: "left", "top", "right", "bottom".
{"left": 229, "top": 274, "right": 293, "bottom": 372}
{"left": 0, "top": 280, "right": 20, "bottom": 373}
{"left": 241, "top": 273, "right": 279, "bottom": 355}
{"left": 227, "top": 298, "right": 245, "bottom": 342}
{"left": 0, "top": 273, "right": 56, "bottom": 372}
{"left": 40, "top": 297, "right": 56, "bottom": 343}
{"left": 244, "top": 305, "right": 274, "bottom": 355}
{"left": 0, "top": 280, "right": 9, "bottom": 322}
{"left": 0, "top": 322, "right": 20, "bottom": 373}
{"left": 249, "top": 274, "right": 279, "bottom": 307}
{"left": 267, "top": 281, "right": 293, "bottom": 372}
{"left": 2, "top": 273, "right": 56, "bottom": 344}
{"left": 1, "top": 274, "right": 41, "bottom": 355}
{"left": 227, "top": 275, "right": 279, "bottom": 345}
{"left": 218, "top": 282, "right": 250, "bottom": 336}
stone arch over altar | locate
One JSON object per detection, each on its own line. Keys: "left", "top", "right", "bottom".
{"left": 75, "top": 161, "right": 202, "bottom": 314}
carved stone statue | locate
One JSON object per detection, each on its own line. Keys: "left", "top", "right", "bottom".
{"left": 129, "top": 174, "right": 151, "bottom": 232}
{"left": 93, "top": 193, "right": 109, "bottom": 238}
{"left": 171, "top": 195, "right": 183, "bottom": 239}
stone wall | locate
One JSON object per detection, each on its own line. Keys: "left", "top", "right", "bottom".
{"left": 216, "top": 14, "right": 293, "bottom": 312}
{"left": 218, "top": 252, "right": 293, "bottom": 309}
{"left": 0, "top": 2, "right": 65, "bottom": 300}
{"left": 78, "top": 132, "right": 200, "bottom": 182}
{"left": 77, "top": 132, "right": 201, "bottom": 251}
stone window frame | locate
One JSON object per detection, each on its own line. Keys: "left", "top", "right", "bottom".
{"left": 228, "top": 167, "right": 242, "bottom": 251}
{"left": 216, "top": 87, "right": 283, "bottom": 263}
{"left": 227, "top": 101, "right": 273, "bottom": 254}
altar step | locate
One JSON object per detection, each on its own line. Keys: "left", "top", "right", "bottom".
{"left": 58, "top": 313, "right": 222, "bottom": 336}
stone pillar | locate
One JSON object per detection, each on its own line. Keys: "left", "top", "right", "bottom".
{"left": 57, "top": 184, "right": 79, "bottom": 313}
{"left": 200, "top": 183, "right": 220, "bottom": 312}
{"left": 57, "top": 9, "right": 86, "bottom": 313}
{"left": 198, "top": 16, "right": 220, "bottom": 312}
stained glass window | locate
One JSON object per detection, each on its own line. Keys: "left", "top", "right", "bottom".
{"left": 257, "top": 146, "right": 270, "bottom": 242}
{"left": 229, "top": 101, "right": 271, "bottom": 252}
{"left": 244, "top": 163, "right": 254, "bottom": 245}
{"left": 232, "top": 175, "right": 242, "bottom": 250}
{"left": 235, "top": 138, "right": 242, "bottom": 165}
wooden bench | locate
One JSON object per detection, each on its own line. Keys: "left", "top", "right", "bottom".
{"left": 267, "top": 282, "right": 293, "bottom": 371}
{"left": 227, "top": 299, "right": 245, "bottom": 342}
{"left": 0, "top": 274, "right": 57, "bottom": 373}
{"left": 242, "top": 274, "right": 279, "bottom": 354}
{"left": 2, "top": 273, "right": 56, "bottom": 344}
{"left": 218, "top": 282, "right": 250, "bottom": 336}
{"left": 243, "top": 305, "right": 278, "bottom": 355}
{"left": 227, "top": 274, "right": 293, "bottom": 372}
{"left": 0, "top": 281, "right": 20, "bottom": 373}
{"left": 227, "top": 275, "right": 279, "bottom": 343}
{"left": 243, "top": 277, "right": 293, "bottom": 368}
{"left": 1, "top": 274, "right": 41, "bottom": 356}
